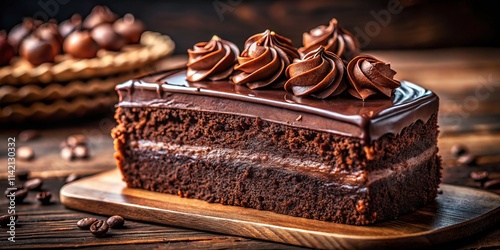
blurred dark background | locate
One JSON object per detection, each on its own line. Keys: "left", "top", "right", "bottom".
{"left": 1, "top": 0, "right": 499, "bottom": 54}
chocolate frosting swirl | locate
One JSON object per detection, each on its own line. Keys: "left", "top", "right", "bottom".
{"left": 346, "top": 55, "right": 401, "bottom": 100}
{"left": 284, "top": 46, "right": 346, "bottom": 99}
{"left": 187, "top": 35, "right": 239, "bottom": 82}
{"left": 299, "top": 18, "right": 359, "bottom": 62}
{"left": 243, "top": 29, "right": 300, "bottom": 62}
{"left": 233, "top": 30, "right": 299, "bottom": 89}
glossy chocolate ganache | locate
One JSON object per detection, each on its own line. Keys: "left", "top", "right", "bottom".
{"left": 116, "top": 68, "right": 438, "bottom": 143}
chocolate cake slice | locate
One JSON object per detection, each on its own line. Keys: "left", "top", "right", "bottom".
{"left": 112, "top": 68, "right": 440, "bottom": 225}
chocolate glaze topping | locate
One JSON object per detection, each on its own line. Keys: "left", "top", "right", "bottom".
{"left": 117, "top": 69, "right": 438, "bottom": 143}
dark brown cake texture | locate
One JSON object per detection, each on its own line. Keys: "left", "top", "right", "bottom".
{"left": 112, "top": 69, "right": 440, "bottom": 225}
{"left": 112, "top": 21, "right": 440, "bottom": 225}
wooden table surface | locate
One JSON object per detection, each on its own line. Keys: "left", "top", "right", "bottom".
{"left": 1, "top": 50, "right": 499, "bottom": 249}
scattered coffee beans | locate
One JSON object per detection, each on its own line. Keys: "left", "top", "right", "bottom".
{"left": 61, "top": 146, "right": 74, "bottom": 161}
{"left": 5, "top": 188, "right": 28, "bottom": 203}
{"left": 457, "top": 154, "right": 477, "bottom": 166}
{"left": 60, "top": 140, "right": 69, "bottom": 149}
{"left": 16, "top": 170, "right": 30, "bottom": 181}
{"left": 106, "top": 215, "right": 125, "bottom": 228}
{"left": 24, "top": 178, "right": 43, "bottom": 191}
{"left": 65, "top": 173, "right": 80, "bottom": 183}
{"left": 73, "top": 145, "right": 89, "bottom": 159}
{"left": 90, "top": 220, "right": 109, "bottom": 237}
{"left": 8, "top": 184, "right": 24, "bottom": 190}
{"left": 0, "top": 214, "right": 18, "bottom": 227}
{"left": 451, "top": 144, "right": 468, "bottom": 157}
{"left": 18, "top": 146, "right": 35, "bottom": 161}
{"left": 67, "top": 134, "right": 87, "bottom": 147}
{"left": 18, "top": 129, "right": 40, "bottom": 142}
{"left": 470, "top": 171, "right": 489, "bottom": 182}
{"left": 77, "top": 217, "right": 98, "bottom": 229}
{"left": 61, "top": 134, "right": 90, "bottom": 160}
{"left": 36, "top": 191, "right": 52, "bottom": 205}
{"left": 484, "top": 179, "right": 500, "bottom": 189}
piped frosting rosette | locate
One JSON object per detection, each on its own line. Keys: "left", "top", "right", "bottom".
{"left": 299, "top": 18, "right": 359, "bottom": 62}
{"left": 233, "top": 30, "right": 299, "bottom": 89}
{"left": 187, "top": 35, "right": 239, "bottom": 82}
{"left": 346, "top": 55, "right": 400, "bottom": 100}
{"left": 284, "top": 46, "right": 346, "bottom": 99}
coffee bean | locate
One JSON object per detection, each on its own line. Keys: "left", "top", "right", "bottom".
{"left": 457, "top": 154, "right": 477, "bottom": 166}
{"left": 0, "top": 214, "right": 18, "bottom": 227}
{"left": 24, "top": 178, "right": 43, "bottom": 191}
{"left": 67, "top": 134, "right": 87, "bottom": 147}
{"left": 77, "top": 217, "right": 98, "bottom": 229}
{"left": 16, "top": 170, "right": 30, "bottom": 181}
{"left": 60, "top": 147, "right": 74, "bottom": 161}
{"left": 106, "top": 215, "right": 124, "bottom": 228}
{"left": 5, "top": 184, "right": 24, "bottom": 195}
{"left": 90, "top": 220, "right": 109, "bottom": 237}
{"left": 65, "top": 173, "right": 80, "bottom": 183}
{"left": 60, "top": 140, "right": 69, "bottom": 149}
{"left": 4, "top": 188, "right": 28, "bottom": 203}
{"left": 451, "top": 144, "right": 468, "bottom": 157}
{"left": 36, "top": 191, "right": 52, "bottom": 205}
{"left": 470, "top": 171, "right": 489, "bottom": 182}
{"left": 484, "top": 179, "right": 500, "bottom": 189}
{"left": 73, "top": 145, "right": 89, "bottom": 159}
{"left": 18, "top": 146, "right": 35, "bottom": 161}
{"left": 18, "top": 130, "right": 40, "bottom": 142}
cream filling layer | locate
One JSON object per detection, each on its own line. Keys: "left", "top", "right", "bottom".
{"left": 133, "top": 140, "right": 436, "bottom": 187}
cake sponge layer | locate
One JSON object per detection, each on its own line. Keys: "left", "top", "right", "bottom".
{"left": 112, "top": 107, "right": 441, "bottom": 225}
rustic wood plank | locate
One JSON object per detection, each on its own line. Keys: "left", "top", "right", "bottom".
{"left": 0, "top": 177, "right": 304, "bottom": 249}
{"left": 60, "top": 169, "right": 500, "bottom": 249}
{"left": 0, "top": 119, "right": 116, "bottom": 179}
{"left": 1, "top": 173, "right": 498, "bottom": 250}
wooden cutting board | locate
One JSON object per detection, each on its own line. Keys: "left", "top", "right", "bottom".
{"left": 60, "top": 169, "right": 500, "bottom": 249}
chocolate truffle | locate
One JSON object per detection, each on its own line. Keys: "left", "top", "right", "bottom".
{"left": 63, "top": 30, "right": 99, "bottom": 59}
{"left": 35, "top": 22, "right": 63, "bottom": 55}
{"left": 19, "top": 35, "right": 56, "bottom": 66}
{"left": 59, "top": 14, "right": 82, "bottom": 38}
{"left": 113, "top": 14, "right": 145, "bottom": 44}
{"left": 91, "top": 23, "right": 126, "bottom": 51}
{"left": 83, "top": 5, "right": 118, "bottom": 29}
{"left": 0, "top": 31, "right": 16, "bottom": 66}
{"left": 8, "top": 18, "right": 40, "bottom": 52}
